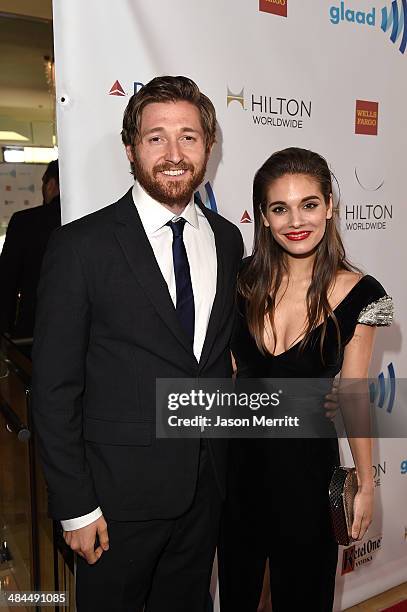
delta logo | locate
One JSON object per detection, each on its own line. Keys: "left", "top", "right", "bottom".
{"left": 341, "top": 535, "right": 383, "bottom": 574}
{"left": 329, "top": 1, "right": 407, "bottom": 55}
{"left": 355, "top": 100, "right": 378, "bottom": 136}
{"left": 108, "top": 81, "right": 145, "bottom": 97}
{"left": 259, "top": 0, "right": 287, "bottom": 17}
{"left": 109, "top": 80, "right": 126, "bottom": 97}
{"left": 240, "top": 210, "right": 253, "bottom": 224}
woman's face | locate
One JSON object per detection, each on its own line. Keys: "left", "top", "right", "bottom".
{"left": 262, "top": 173, "right": 333, "bottom": 257}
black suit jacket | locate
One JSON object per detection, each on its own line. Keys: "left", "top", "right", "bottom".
{"left": 32, "top": 189, "right": 243, "bottom": 521}
{"left": 0, "top": 196, "right": 61, "bottom": 338}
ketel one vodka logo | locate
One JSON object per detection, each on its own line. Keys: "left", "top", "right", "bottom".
{"left": 341, "top": 535, "right": 383, "bottom": 574}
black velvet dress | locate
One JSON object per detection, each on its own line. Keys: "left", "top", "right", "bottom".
{"left": 218, "top": 274, "right": 392, "bottom": 612}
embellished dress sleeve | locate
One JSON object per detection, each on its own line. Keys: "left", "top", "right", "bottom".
{"left": 339, "top": 275, "right": 393, "bottom": 347}
{"left": 357, "top": 295, "right": 393, "bottom": 326}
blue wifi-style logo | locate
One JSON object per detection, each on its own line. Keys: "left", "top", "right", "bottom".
{"left": 369, "top": 362, "right": 396, "bottom": 413}
{"left": 381, "top": 0, "right": 407, "bottom": 54}
{"left": 194, "top": 181, "right": 218, "bottom": 213}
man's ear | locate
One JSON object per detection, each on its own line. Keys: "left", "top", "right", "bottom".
{"left": 125, "top": 145, "right": 134, "bottom": 163}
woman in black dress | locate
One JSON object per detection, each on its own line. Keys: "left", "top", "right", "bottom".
{"left": 218, "top": 148, "right": 393, "bottom": 612}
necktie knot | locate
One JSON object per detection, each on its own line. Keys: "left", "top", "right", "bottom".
{"left": 167, "top": 218, "right": 186, "bottom": 238}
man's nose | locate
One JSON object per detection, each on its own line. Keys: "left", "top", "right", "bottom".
{"left": 165, "top": 139, "right": 183, "bottom": 165}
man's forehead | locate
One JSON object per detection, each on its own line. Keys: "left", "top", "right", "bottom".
{"left": 140, "top": 100, "right": 202, "bottom": 128}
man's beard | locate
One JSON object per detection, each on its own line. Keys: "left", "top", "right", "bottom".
{"left": 132, "top": 150, "right": 208, "bottom": 207}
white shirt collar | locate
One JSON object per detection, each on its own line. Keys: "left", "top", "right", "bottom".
{"left": 132, "top": 181, "right": 200, "bottom": 235}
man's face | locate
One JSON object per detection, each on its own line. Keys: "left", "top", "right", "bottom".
{"left": 126, "top": 100, "right": 210, "bottom": 209}
{"left": 42, "top": 174, "right": 57, "bottom": 204}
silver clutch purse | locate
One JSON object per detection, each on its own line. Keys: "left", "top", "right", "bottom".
{"left": 329, "top": 467, "right": 358, "bottom": 546}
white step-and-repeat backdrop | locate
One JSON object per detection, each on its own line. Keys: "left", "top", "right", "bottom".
{"left": 53, "top": 1, "right": 406, "bottom": 609}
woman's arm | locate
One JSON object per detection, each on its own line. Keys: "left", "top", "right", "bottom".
{"left": 340, "top": 323, "right": 377, "bottom": 540}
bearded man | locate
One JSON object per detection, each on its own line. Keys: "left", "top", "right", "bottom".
{"left": 32, "top": 76, "right": 243, "bottom": 611}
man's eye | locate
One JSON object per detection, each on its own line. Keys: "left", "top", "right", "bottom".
{"left": 182, "top": 136, "right": 195, "bottom": 142}
{"left": 149, "top": 136, "right": 162, "bottom": 143}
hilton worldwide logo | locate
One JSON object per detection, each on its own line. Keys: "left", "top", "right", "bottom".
{"left": 227, "top": 86, "right": 312, "bottom": 130}
{"left": 344, "top": 163, "right": 393, "bottom": 232}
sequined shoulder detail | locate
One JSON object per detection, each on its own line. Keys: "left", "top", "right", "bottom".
{"left": 357, "top": 295, "right": 393, "bottom": 326}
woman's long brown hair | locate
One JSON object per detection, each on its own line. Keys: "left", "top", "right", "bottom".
{"left": 238, "top": 147, "right": 359, "bottom": 357}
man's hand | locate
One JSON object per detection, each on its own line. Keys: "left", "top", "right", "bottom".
{"left": 63, "top": 515, "right": 109, "bottom": 564}
{"left": 324, "top": 379, "right": 339, "bottom": 420}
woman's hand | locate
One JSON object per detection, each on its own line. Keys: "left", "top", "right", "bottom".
{"left": 351, "top": 485, "right": 374, "bottom": 540}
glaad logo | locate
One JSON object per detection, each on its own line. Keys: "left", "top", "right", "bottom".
{"left": 227, "top": 87, "right": 245, "bottom": 109}
{"left": 0, "top": 169, "right": 17, "bottom": 178}
{"left": 194, "top": 182, "right": 218, "bottom": 213}
{"left": 329, "top": 1, "right": 407, "bottom": 54}
{"left": 401, "top": 459, "right": 407, "bottom": 474}
{"left": 381, "top": 0, "right": 407, "bottom": 54}
{"left": 369, "top": 363, "right": 396, "bottom": 414}
{"left": 330, "top": 2, "right": 376, "bottom": 26}
{"left": 341, "top": 535, "right": 383, "bottom": 574}
{"left": 259, "top": 0, "right": 288, "bottom": 17}
{"left": 227, "top": 85, "right": 312, "bottom": 130}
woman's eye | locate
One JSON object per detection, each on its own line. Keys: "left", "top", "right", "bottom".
{"left": 270, "top": 206, "right": 286, "bottom": 215}
{"left": 304, "top": 201, "right": 318, "bottom": 209}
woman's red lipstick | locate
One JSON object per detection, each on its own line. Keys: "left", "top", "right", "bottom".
{"left": 284, "top": 231, "right": 311, "bottom": 241}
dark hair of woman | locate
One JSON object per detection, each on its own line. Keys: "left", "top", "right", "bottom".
{"left": 238, "top": 147, "right": 359, "bottom": 356}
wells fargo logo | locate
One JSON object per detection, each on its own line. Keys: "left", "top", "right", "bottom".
{"left": 259, "top": 0, "right": 287, "bottom": 18}
{"left": 355, "top": 100, "right": 379, "bottom": 135}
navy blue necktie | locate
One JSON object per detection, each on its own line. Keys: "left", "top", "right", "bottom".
{"left": 166, "top": 218, "right": 195, "bottom": 343}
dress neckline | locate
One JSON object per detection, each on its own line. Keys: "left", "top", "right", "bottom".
{"left": 270, "top": 274, "right": 369, "bottom": 358}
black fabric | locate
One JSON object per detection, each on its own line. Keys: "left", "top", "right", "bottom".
{"left": 76, "top": 441, "right": 221, "bottom": 612}
{"left": 167, "top": 218, "right": 195, "bottom": 342}
{"left": 31, "top": 188, "right": 243, "bottom": 522}
{"left": 0, "top": 196, "right": 61, "bottom": 337}
{"left": 219, "top": 269, "right": 387, "bottom": 612}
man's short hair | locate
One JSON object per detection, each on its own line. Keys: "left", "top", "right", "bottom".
{"left": 121, "top": 76, "right": 217, "bottom": 153}
{"left": 43, "top": 159, "right": 59, "bottom": 185}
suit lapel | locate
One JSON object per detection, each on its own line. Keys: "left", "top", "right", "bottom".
{"left": 197, "top": 204, "right": 228, "bottom": 370}
{"left": 114, "top": 190, "right": 196, "bottom": 359}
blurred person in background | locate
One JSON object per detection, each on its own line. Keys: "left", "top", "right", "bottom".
{"left": 0, "top": 159, "right": 60, "bottom": 339}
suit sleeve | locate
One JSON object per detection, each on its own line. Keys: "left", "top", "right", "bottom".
{"left": 0, "top": 213, "right": 23, "bottom": 333}
{"left": 31, "top": 228, "right": 99, "bottom": 520}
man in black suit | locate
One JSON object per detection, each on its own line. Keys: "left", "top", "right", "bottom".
{"left": 32, "top": 77, "right": 243, "bottom": 611}
{"left": 0, "top": 160, "right": 60, "bottom": 338}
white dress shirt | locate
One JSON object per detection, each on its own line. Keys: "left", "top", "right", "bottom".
{"left": 61, "top": 182, "right": 217, "bottom": 530}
